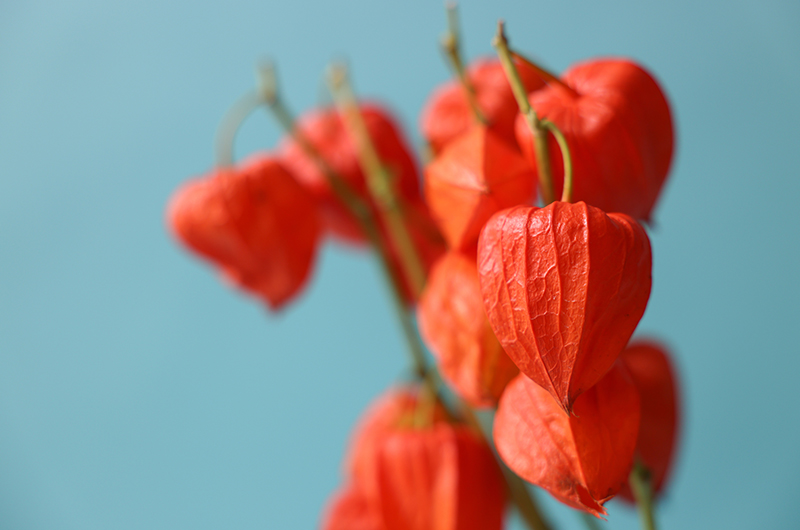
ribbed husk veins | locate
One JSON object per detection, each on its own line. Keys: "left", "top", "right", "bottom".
{"left": 167, "top": 155, "right": 321, "bottom": 310}
{"left": 279, "top": 102, "right": 421, "bottom": 244}
{"left": 322, "top": 388, "right": 505, "bottom": 530}
{"left": 424, "top": 126, "right": 537, "bottom": 252}
{"left": 478, "top": 202, "right": 652, "bottom": 413}
{"left": 419, "top": 57, "right": 545, "bottom": 155}
{"left": 494, "top": 363, "right": 640, "bottom": 517}
{"left": 418, "top": 251, "right": 519, "bottom": 407}
{"left": 618, "top": 340, "right": 680, "bottom": 501}
{"left": 515, "top": 59, "right": 674, "bottom": 221}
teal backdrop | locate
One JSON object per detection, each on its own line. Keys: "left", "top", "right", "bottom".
{"left": 1, "top": 1, "right": 799, "bottom": 528}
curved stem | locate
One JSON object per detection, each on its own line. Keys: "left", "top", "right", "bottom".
{"left": 257, "top": 63, "right": 370, "bottom": 222}
{"left": 214, "top": 90, "right": 264, "bottom": 168}
{"left": 258, "top": 62, "right": 432, "bottom": 384}
{"left": 510, "top": 50, "right": 580, "bottom": 98}
{"left": 630, "top": 461, "right": 658, "bottom": 530}
{"left": 327, "top": 64, "right": 427, "bottom": 298}
{"left": 503, "top": 465, "right": 553, "bottom": 530}
{"left": 492, "top": 21, "right": 555, "bottom": 205}
{"left": 441, "top": 3, "right": 486, "bottom": 125}
{"left": 541, "top": 119, "right": 573, "bottom": 203}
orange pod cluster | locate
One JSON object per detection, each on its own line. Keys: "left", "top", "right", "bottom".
{"left": 478, "top": 201, "right": 652, "bottom": 413}
{"left": 417, "top": 251, "right": 518, "bottom": 408}
{"left": 321, "top": 388, "right": 506, "bottom": 530}
{"left": 167, "top": 155, "right": 321, "bottom": 310}
{"left": 494, "top": 362, "right": 641, "bottom": 517}
{"left": 516, "top": 59, "right": 674, "bottom": 221}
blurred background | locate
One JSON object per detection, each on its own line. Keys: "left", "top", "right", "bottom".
{"left": 1, "top": 0, "right": 799, "bottom": 528}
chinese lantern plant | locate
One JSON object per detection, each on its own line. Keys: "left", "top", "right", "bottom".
{"left": 323, "top": 387, "right": 507, "bottom": 530}
{"left": 417, "top": 250, "right": 519, "bottom": 408}
{"left": 479, "top": 22, "right": 678, "bottom": 528}
{"left": 167, "top": 154, "right": 322, "bottom": 310}
{"left": 165, "top": 10, "right": 681, "bottom": 530}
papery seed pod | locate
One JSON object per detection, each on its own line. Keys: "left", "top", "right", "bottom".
{"left": 618, "top": 340, "right": 681, "bottom": 501}
{"left": 372, "top": 424, "right": 505, "bottom": 530}
{"left": 279, "top": 102, "right": 421, "bottom": 244}
{"left": 515, "top": 58, "right": 674, "bottom": 221}
{"left": 424, "top": 125, "right": 537, "bottom": 252}
{"left": 478, "top": 202, "right": 652, "bottom": 413}
{"left": 345, "top": 388, "right": 422, "bottom": 484}
{"left": 339, "top": 387, "right": 505, "bottom": 530}
{"left": 321, "top": 485, "right": 384, "bottom": 530}
{"left": 418, "top": 251, "right": 519, "bottom": 407}
{"left": 420, "top": 57, "right": 546, "bottom": 154}
{"left": 167, "top": 155, "right": 321, "bottom": 310}
{"left": 494, "top": 363, "right": 641, "bottom": 517}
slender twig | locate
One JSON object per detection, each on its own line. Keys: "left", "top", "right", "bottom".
{"left": 492, "top": 21, "right": 555, "bottom": 205}
{"left": 510, "top": 50, "right": 579, "bottom": 98}
{"left": 214, "top": 90, "right": 264, "bottom": 168}
{"left": 262, "top": 61, "right": 552, "bottom": 530}
{"left": 327, "top": 64, "right": 427, "bottom": 298}
{"left": 441, "top": 3, "right": 486, "bottom": 124}
{"left": 258, "top": 63, "right": 435, "bottom": 387}
{"left": 458, "top": 405, "right": 552, "bottom": 530}
{"left": 541, "top": 120, "right": 573, "bottom": 203}
{"left": 630, "top": 461, "right": 659, "bottom": 530}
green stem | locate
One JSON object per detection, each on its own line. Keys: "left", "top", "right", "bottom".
{"left": 492, "top": 21, "right": 555, "bottom": 205}
{"left": 441, "top": 3, "right": 486, "bottom": 124}
{"left": 258, "top": 63, "right": 434, "bottom": 387}
{"left": 509, "top": 50, "right": 580, "bottom": 98}
{"left": 503, "top": 465, "right": 553, "bottom": 530}
{"left": 457, "top": 404, "right": 552, "bottom": 530}
{"left": 327, "top": 64, "right": 427, "bottom": 298}
{"left": 214, "top": 90, "right": 264, "bottom": 168}
{"left": 630, "top": 462, "right": 659, "bottom": 530}
{"left": 261, "top": 61, "right": 552, "bottom": 530}
{"left": 541, "top": 119, "right": 573, "bottom": 203}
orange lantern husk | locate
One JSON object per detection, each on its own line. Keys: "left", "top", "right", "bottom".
{"left": 330, "top": 387, "right": 505, "bottom": 530}
{"left": 424, "top": 125, "right": 537, "bottom": 252}
{"left": 478, "top": 202, "right": 652, "bottom": 413}
{"left": 167, "top": 154, "right": 321, "bottom": 310}
{"left": 494, "top": 362, "right": 641, "bottom": 517}
{"left": 418, "top": 251, "right": 519, "bottom": 407}
{"left": 515, "top": 58, "right": 674, "bottom": 222}
{"left": 617, "top": 340, "right": 681, "bottom": 501}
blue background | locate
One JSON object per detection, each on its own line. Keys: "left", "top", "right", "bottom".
{"left": 1, "top": 0, "right": 798, "bottom": 528}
